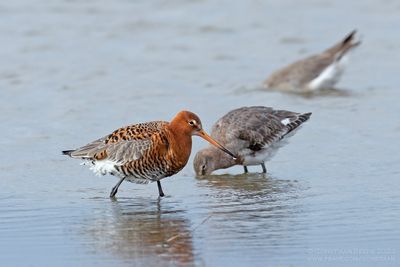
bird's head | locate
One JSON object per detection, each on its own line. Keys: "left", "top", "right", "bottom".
{"left": 171, "top": 111, "right": 237, "bottom": 159}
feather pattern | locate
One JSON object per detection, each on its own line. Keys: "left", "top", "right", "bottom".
{"left": 193, "top": 106, "right": 311, "bottom": 175}
{"left": 63, "top": 121, "right": 176, "bottom": 184}
{"left": 63, "top": 110, "right": 235, "bottom": 197}
{"left": 211, "top": 106, "right": 311, "bottom": 155}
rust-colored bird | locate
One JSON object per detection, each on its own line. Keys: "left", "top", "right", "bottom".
{"left": 62, "top": 111, "right": 236, "bottom": 197}
{"left": 264, "top": 30, "right": 360, "bottom": 92}
{"left": 193, "top": 106, "right": 311, "bottom": 175}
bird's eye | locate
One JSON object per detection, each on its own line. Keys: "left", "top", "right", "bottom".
{"left": 188, "top": 120, "right": 196, "bottom": 126}
{"left": 201, "top": 165, "right": 206, "bottom": 175}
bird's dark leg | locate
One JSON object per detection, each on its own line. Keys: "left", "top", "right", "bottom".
{"left": 157, "top": 180, "right": 165, "bottom": 197}
{"left": 110, "top": 177, "right": 126, "bottom": 198}
{"left": 261, "top": 163, "right": 267, "bottom": 173}
{"left": 243, "top": 166, "right": 249, "bottom": 173}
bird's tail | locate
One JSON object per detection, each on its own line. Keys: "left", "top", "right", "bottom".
{"left": 285, "top": 112, "right": 312, "bottom": 135}
{"left": 62, "top": 150, "right": 75, "bottom": 157}
{"left": 326, "top": 30, "right": 361, "bottom": 60}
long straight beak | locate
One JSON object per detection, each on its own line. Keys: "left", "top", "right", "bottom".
{"left": 196, "top": 129, "right": 237, "bottom": 159}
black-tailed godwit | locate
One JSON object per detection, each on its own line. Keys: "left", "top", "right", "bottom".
{"left": 193, "top": 106, "right": 311, "bottom": 175}
{"left": 264, "top": 30, "right": 360, "bottom": 92}
{"left": 63, "top": 111, "right": 236, "bottom": 197}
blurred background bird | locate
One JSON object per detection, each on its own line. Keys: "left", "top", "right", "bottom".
{"left": 264, "top": 30, "right": 360, "bottom": 92}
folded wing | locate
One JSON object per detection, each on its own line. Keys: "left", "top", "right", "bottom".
{"left": 62, "top": 121, "right": 166, "bottom": 164}
{"left": 211, "top": 106, "right": 311, "bottom": 152}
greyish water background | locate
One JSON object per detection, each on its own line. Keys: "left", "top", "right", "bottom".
{"left": 1, "top": 0, "right": 399, "bottom": 266}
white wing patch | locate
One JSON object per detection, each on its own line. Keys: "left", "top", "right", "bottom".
{"left": 281, "top": 118, "right": 291, "bottom": 125}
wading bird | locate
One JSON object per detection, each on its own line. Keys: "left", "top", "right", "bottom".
{"left": 264, "top": 30, "right": 360, "bottom": 92}
{"left": 63, "top": 111, "right": 236, "bottom": 197}
{"left": 194, "top": 106, "right": 311, "bottom": 175}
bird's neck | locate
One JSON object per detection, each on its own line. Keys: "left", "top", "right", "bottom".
{"left": 166, "top": 124, "right": 192, "bottom": 168}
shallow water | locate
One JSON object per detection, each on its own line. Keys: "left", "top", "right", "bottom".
{"left": 1, "top": 0, "right": 400, "bottom": 266}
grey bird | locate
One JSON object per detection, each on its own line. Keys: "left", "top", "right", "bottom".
{"left": 193, "top": 106, "right": 311, "bottom": 175}
{"left": 264, "top": 30, "right": 360, "bottom": 92}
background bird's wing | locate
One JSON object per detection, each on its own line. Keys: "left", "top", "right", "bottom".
{"left": 211, "top": 107, "right": 310, "bottom": 151}
{"left": 296, "top": 30, "right": 361, "bottom": 85}
{"left": 266, "top": 51, "right": 334, "bottom": 89}
{"left": 211, "top": 107, "right": 285, "bottom": 151}
{"left": 234, "top": 116, "right": 289, "bottom": 151}
{"left": 294, "top": 55, "right": 334, "bottom": 85}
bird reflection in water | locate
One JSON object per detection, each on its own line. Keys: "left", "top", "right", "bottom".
{"left": 195, "top": 172, "right": 305, "bottom": 220}
{"left": 196, "top": 172, "right": 301, "bottom": 197}
{"left": 194, "top": 173, "right": 308, "bottom": 249}
{"left": 84, "top": 198, "right": 194, "bottom": 266}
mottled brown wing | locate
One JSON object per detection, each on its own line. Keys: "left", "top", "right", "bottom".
{"left": 64, "top": 136, "right": 108, "bottom": 159}
{"left": 66, "top": 121, "right": 167, "bottom": 163}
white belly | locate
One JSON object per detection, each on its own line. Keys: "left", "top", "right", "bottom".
{"left": 84, "top": 160, "right": 118, "bottom": 176}
{"left": 241, "top": 138, "right": 291, "bottom": 166}
{"left": 308, "top": 56, "right": 348, "bottom": 90}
